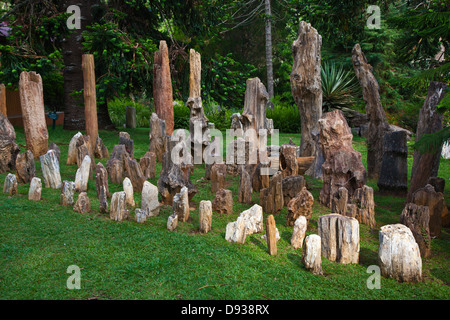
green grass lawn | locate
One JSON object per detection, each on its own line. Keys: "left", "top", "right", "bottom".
{"left": 0, "top": 126, "right": 449, "bottom": 300}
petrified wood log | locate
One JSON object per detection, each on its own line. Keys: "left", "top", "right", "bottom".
{"left": 149, "top": 113, "right": 167, "bottom": 162}
{"left": 15, "top": 150, "right": 35, "bottom": 184}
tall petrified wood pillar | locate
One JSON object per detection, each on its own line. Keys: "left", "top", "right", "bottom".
{"left": 153, "top": 40, "right": 174, "bottom": 135}
{"left": 82, "top": 54, "right": 98, "bottom": 155}
{"left": 290, "top": 21, "right": 322, "bottom": 176}
{"left": 408, "top": 81, "right": 447, "bottom": 201}
{"left": 352, "top": 44, "right": 390, "bottom": 180}
{"left": 0, "top": 113, "right": 20, "bottom": 173}
{"left": 0, "top": 84, "right": 6, "bottom": 117}
{"left": 240, "top": 77, "right": 269, "bottom": 140}
{"left": 19, "top": 71, "right": 49, "bottom": 158}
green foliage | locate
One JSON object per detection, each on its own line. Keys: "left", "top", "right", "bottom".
{"left": 414, "top": 126, "right": 450, "bottom": 155}
{"left": 321, "top": 61, "right": 360, "bottom": 112}
{"left": 108, "top": 97, "right": 151, "bottom": 128}
{"left": 203, "top": 100, "right": 233, "bottom": 132}
{"left": 202, "top": 53, "right": 257, "bottom": 109}
{"left": 266, "top": 97, "right": 301, "bottom": 133}
{"left": 173, "top": 101, "right": 191, "bottom": 130}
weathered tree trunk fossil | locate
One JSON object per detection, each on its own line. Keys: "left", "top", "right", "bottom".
{"left": 149, "top": 113, "right": 167, "bottom": 162}
{"left": 199, "top": 200, "right": 212, "bottom": 234}
{"left": 400, "top": 203, "right": 431, "bottom": 258}
{"left": 82, "top": 54, "right": 98, "bottom": 155}
{"left": 352, "top": 44, "right": 390, "bottom": 180}
{"left": 19, "top": 71, "right": 48, "bottom": 158}
{"left": 28, "top": 177, "right": 42, "bottom": 201}
{"left": 260, "top": 171, "right": 284, "bottom": 215}
{"left": 0, "top": 113, "right": 19, "bottom": 174}
{"left": 15, "top": 150, "right": 35, "bottom": 184}
{"left": 40, "top": 150, "right": 62, "bottom": 189}
{"left": 153, "top": 40, "right": 174, "bottom": 135}
{"left": 290, "top": 21, "right": 322, "bottom": 171}
{"left": 303, "top": 234, "right": 323, "bottom": 275}
{"left": 265, "top": 215, "right": 277, "bottom": 255}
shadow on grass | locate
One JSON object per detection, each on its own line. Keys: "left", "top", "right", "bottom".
{"left": 287, "top": 252, "right": 304, "bottom": 270}
{"left": 358, "top": 247, "right": 378, "bottom": 268}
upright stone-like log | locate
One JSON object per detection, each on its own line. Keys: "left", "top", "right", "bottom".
{"left": 291, "top": 216, "right": 308, "bottom": 249}
{"left": 167, "top": 213, "right": 178, "bottom": 231}
{"left": 123, "top": 177, "right": 135, "bottom": 207}
{"left": 153, "top": 40, "right": 174, "bottom": 135}
{"left": 110, "top": 191, "right": 129, "bottom": 221}
{"left": 400, "top": 203, "right": 431, "bottom": 258}
{"left": 331, "top": 187, "right": 348, "bottom": 215}
{"left": 173, "top": 186, "right": 190, "bottom": 223}
{"left": 67, "top": 132, "right": 83, "bottom": 165}
{"left": 212, "top": 188, "right": 233, "bottom": 215}
{"left": 3, "top": 173, "right": 17, "bottom": 195}
{"left": 19, "top": 71, "right": 48, "bottom": 157}
{"left": 347, "top": 185, "right": 376, "bottom": 229}
{"left": 94, "top": 136, "right": 109, "bottom": 159}
{"left": 318, "top": 214, "right": 360, "bottom": 264}
{"left": 40, "top": 150, "right": 62, "bottom": 189}
{"left": 377, "top": 130, "right": 408, "bottom": 193}
{"left": 119, "top": 132, "right": 134, "bottom": 159}
{"left": 15, "top": 150, "right": 35, "bottom": 184}
{"left": 187, "top": 97, "right": 209, "bottom": 162}
{"left": 303, "top": 234, "right": 323, "bottom": 275}
{"left": 126, "top": 106, "right": 137, "bottom": 129}
{"left": 0, "top": 113, "right": 19, "bottom": 174}
{"left": 28, "top": 177, "right": 42, "bottom": 201}
{"left": 141, "top": 181, "right": 160, "bottom": 217}
{"left": 280, "top": 144, "right": 298, "bottom": 178}
{"left": 240, "top": 77, "right": 270, "bottom": 145}
{"left": 73, "top": 192, "right": 91, "bottom": 214}
{"left": 411, "top": 184, "right": 445, "bottom": 238}
{"left": 352, "top": 44, "right": 390, "bottom": 179}
{"left": 286, "top": 187, "right": 314, "bottom": 225}
{"left": 98, "top": 185, "right": 109, "bottom": 214}
{"left": 238, "top": 165, "right": 253, "bottom": 204}
{"left": 75, "top": 155, "right": 91, "bottom": 192}
{"left": 282, "top": 175, "right": 307, "bottom": 206}
{"left": 210, "top": 163, "right": 226, "bottom": 194}
{"left": 82, "top": 54, "right": 98, "bottom": 154}
{"left": 60, "top": 180, "right": 76, "bottom": 206}
{"left": 140, "top": 151, "right": 156, "bottom": 180}
{"left": 378, "top": 224, "right": 422, "bottom": 283}
{"left": 106, "top": 145, "right": 129, "bottom": 185}
{"left": 149, "top": 113, "right": 167, "bottom": 162}
{"left": 189, "top": 49, "right": 201, "bottom": 98}
{"left": 76, "top": 135, "right": 94, "bottom": 175}
{"left": 95, "top": 162, "right": 110, "bottom": 199}
{"left": 291, "top": 21, "right": 322, "bottom": 175}
{"left": 266, "top": 215, "right": 277, "bottom": 255}
{"left": 158, "top": 133, "right": 197, "bottom": 205}
{"left": 135, "top": 209, "right": 146, "bottom": 223}
{"left": 199, "top": 200, "right": 213, "bottom": 234}
{"left": 260, "top": 171, "right": 284, "bottom": 215}
{"left": 125, "top": 157, "right": 145, "bottom": 193}
{"left": 408, "top": 81, "right": 447, "bottom": 201}
{"left": 49, "top": 142, "right": 61, "bottom": 163}
{"left": 318, "top": 110, "right": 366, "bottom": 208}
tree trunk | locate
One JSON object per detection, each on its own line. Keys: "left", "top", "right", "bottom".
{"left": 290, "top": 21, "right": 322, "bottom": 166}
{"left": 264, "top": 0, "right": 274, "bottom": 101}
{"left": 82, "top": 54, "right": 98, "bottom": 154}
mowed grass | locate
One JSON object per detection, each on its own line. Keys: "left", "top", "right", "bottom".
{"left": 0, "top": 126, "right": 449, "bottom": 300}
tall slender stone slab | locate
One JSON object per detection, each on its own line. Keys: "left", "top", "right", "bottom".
{"left": 291, "top": 21, "right": 322, "bottom": 176}
{"left": 189, "top": 49, "right": 201, "bottom": 98}
{"left": 110, "top": 191, "right": 129, "bottom": 221}
{"left": 0, "top": 84, "right": 6, "bottom": 116}
{"left": 318, "top": 214, "right": 360, "bottom": 264}
{"left": 98, "top": 185, "right": 109, "bottom": 213}
{"left": 95, "top": 162, "right": 110, "bottom": 199}
{"left": 67, "top": 132, "right": 83, "bottom": 165}
{"left": 378, "top": 224, "right": 422, "bottom": 283}
{"left": 140, "top": 151, "right": 156, "bottom": 180}
{"left": 123, "top": 177, "right": 135, "bottom": 207}
{"left": 408, "top": 81, "right": 447, "bottom": 201}
{"left": 153, "top": 40, "right": 174, "bottom": 135}
{"left": 173, "top": 186, "right": 190, "bottom": 222}
{"left": 0, "top": 113, "right": 19, "bottom": 173}
{"left": 331, "top": 187, "right": 348, "bottom": 215}
{"left": 60, "top": 180, "right": 76, "bottom": 206}
{"left": 303, "top": 234, "right": 323, "bottom": 275}
{"left": 40, "top": 150, "right": 61, "bottom": 189}
{"left": 280, "top": 144, "right": 298, "bottom": 177}
{"left": 291, "top": 216, "right": 307, "bottom": 249}
{"left": 238, "top": 165, "right": 253, "bottom": 204}
{"left": 28, "top": 177, "right": 42, "bottom": 201}
{"left": 15, "top": 150, "right": 35, "bottom": 184}
{"left": 94, "top": 136, "right": 109, "bottom": 159}
{"left": 82, "top": 54, "right": 98, "bottom": 155}
{"left": 75, "top": 155, "right": 91, "bottom": 192}
{"left": 266, "top": 215, "right": 277, "bottom": 255}
{"left": 260, "top": 171, "right": 284, "bottom": 215}
{"left": 377, "top": 130, "right": 408, "bottom": 193}
{"left": 19, "top": 71, "right": 48, "bottom": 157}
{"left": 352, "top": 44, "right": 390, "bottom": 179}
{"left": 199, "top": 200, "right": 212, "bottom": 234}
{"left": 3, "top": 173, "right": 17, "bottom": 195}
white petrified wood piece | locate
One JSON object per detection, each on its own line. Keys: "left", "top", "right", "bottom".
{"left": 291, "top": 216, "right": 308, "bottom": 249}
{"left": 75, "top": 155, "right": 91, "bottom": 192}
{"left": 141, "top": 181, "right": 160, "bottom": 217}
{"left": 173, "top": 186, "right": 190, "bottom": 222}
{"left": 28, "top": 177, "right": 42, "bottom": 201}
{"left": 110, "top": 191, "right": 129, "bottom": 221}
{"left": 67, "top": 132, "right": 83, "bottom": 165}
{"left": 199, "top": 200, "right": 212, "bottom": 234}
{"left": 167, "top": 213, "right": 178, "bottom": 231}
{"left": 303, "top": 234, "right": 323, "bottom": 275}
{"left": 60, "top": 180, "right": 76, "bottom": 206}
{"left": 40, "top": 149, "right": 62, "bottom": 189}
{"left": 225, "top": 217, "right": 247, "bottom": 244}
{"left": 135, "top": 209, "right": 147, "bottom": 224}
{"left": 3, "top": 173, "right": 17, "bottom": 195}
{"left": 378, "top": 224, "right": 422, "bottom": 283}
{"left": 318, "top": 213, "right": 360, "bottom": 264}
{"left": 123, "top": 177, "right": 135, "bottom": 207}
{"left": 239, "top": 204, "right": 264, "bottom": 235}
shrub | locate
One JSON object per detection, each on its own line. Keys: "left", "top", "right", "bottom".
{"left": 108, "top": 97, "right": 150, "bottom": 128}
{"left": 267, "top": 97, "right": 301, "bottom": 133}
{"left": 173, "top": 101, "right": 190, "bottom": 130}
